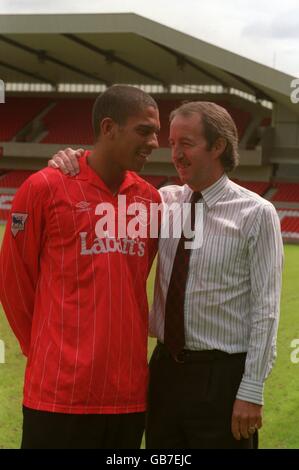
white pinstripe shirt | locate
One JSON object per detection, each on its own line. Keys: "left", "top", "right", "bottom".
{"left": 149, "top": 174, "right": 284, "bottom": 405}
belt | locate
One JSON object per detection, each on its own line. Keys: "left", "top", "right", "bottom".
{"left": 156, "top": 341, "right": 246, "bottom": 364}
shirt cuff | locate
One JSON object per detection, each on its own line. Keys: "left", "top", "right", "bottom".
{"left": 236, "top": 377, "right": 264, "bottom": 405}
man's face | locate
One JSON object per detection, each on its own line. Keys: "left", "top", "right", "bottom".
{"left": 111, "top": 106, "right": 160, "bottom": 172}
{"left": 169, "top": 113, "right": 219, "bottom": 190}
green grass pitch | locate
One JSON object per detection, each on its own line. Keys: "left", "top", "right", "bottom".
{"left": 0, "top": 223, "right": 299, "bottom": 448}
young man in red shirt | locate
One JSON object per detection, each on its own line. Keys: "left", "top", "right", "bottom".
{"left": 0, "top": 85, "right": 161, "bottom": 449}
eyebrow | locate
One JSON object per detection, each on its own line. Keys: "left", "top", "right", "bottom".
{"left": 137, "top": 124, "right": 160, "bottom": 133}
{"left": 168, "top": 137, "right": 194, "bottom": 144}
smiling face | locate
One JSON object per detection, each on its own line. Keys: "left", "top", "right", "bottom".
{"left": 109, "top": 105, "right": 160, "bottom": 172}
{"left": 169, "top": 112, "right": 225, "bottom": 191}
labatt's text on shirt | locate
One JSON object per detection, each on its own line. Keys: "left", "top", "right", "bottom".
{"left": 80, "top": 233, "right": 145, "bottom": 256}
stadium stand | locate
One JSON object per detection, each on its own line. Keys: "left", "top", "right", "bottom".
{"left": 29, "top": 98, "right": 254, "bottom": 147}
{"left": 0, "top": 97, "right": 256, "bottom": 148}
{"left": 279, "top": 211, "right": 299, "bottom": 240}
{"left": 0, "top": 171, "right": 35, "bottom": 223}
{"left": 41, "top": 98, "right": 94, "bottom": 145}
{"left": 0, "top": 170, "right": 35, "bottom": 188}
{"left": 41, "top": 98, "right": 181, "bottom": 146}
{"left": 217, "top": 101, "right": 252, "bottom": 140}
{"left": 0, "top": 192, "right": 14, "bottom": 223}
{"left": 233, "top": 180, "right": 271, "bottom": 196}
{"left": 0, "top": 97, "right": 50, "bottom": 141}
{"left": 276, "top": 209, "right": 299, "bottom": 241}
{"left": 281, "top": 216, "right": 299, "bottom": 234}
{"left": 271, "top": 183, "right": 299, "bottom": 202}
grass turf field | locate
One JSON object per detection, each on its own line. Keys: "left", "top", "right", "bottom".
{"left": 0, "top": 223, "right": 299, "bottom": 448}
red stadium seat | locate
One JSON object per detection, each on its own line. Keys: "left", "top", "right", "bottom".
{"left": 271, "top": 183, "right": 299, "bottom": 202}
{"left": 0, "top": 191, "right": 14, "bottom": 222}
{"left": 0, "top": 97, "right": 50, "bottom": 141}
{"left": 0, "top": 171, "right": 35, "bottom": 222}
{"left": 42, "top": 98, "right": 94, "bottom": 145}
{"left": 0, "top": 170, "right": 35, "bottom": 188}
{"left": 281, "top": 216, "right": 299, "bottom": 233}
{"left": 0, "top": 97, "right": 263, "bottom": 148}
{"left": 234, "top": 180, "right": 270, "bottom": 196}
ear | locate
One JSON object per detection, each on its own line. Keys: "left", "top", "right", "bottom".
{"left": 213, "top": 137, "right": 227, "bottom": 158}
{"left": 100, "top": 117, "right": 117, "bottom": 138}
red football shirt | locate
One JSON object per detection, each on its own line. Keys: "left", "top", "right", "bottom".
{"left": 0, "top": 153, "right": 161, "bottom": 414}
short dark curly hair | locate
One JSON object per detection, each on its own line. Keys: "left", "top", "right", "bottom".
{"left": 92, "top": 85, "right": 158, "bottom": 139}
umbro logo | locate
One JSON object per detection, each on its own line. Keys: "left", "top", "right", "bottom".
{"left": 75, "top": 201, "right": 91, "bottom": 211}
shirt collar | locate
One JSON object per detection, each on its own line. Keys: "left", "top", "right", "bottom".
{"left": 75, "top": 151, "right": 138, "bottom": 195}
{"left": 183, "top": 173, "right": 229, "bottom": 208}
{"left": 201, "top": 173, "right": 229, "bottom": 208}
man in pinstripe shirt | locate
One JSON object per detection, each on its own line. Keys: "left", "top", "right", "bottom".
{"left": 147, "top": 101, "right": 283, "bottom": 448}
{"left": 49, "top": 100, "right": 283, "bottom": 449}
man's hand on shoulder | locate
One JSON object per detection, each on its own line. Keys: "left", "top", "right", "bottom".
{"left": 48, "top": 147, "right": 84, "bottom": 176}
{"left": 231, "top": 398, "right": 263, "bottom": 441}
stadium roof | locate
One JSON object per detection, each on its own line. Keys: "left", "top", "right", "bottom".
{"left": 0, "top": 12, "right": 297, "bottom": 114}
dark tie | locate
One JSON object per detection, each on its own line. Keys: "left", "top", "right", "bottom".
{"left": 164, "top": 191, "right": 202, "bottom": 359}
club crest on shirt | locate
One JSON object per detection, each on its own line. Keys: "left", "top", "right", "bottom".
{"left": 11, "top": 213, "right": 28, "bottom": 237}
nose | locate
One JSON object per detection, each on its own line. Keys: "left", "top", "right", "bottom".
{"left": 148, "top": 133, "right": 159, "bottom": 149}
{"left": 172, "top": 144, "right": 183, "bottom": 162}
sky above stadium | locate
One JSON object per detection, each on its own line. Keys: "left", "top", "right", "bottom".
{"left": 0, "top": 0, "right": 298, "bottom": 77}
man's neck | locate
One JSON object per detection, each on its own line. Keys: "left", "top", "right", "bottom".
{"left": 189, "top": 170, "right": 225, "bottom": 193}
{"left": 87, "top": 149, "right": 126, "bottom": 195}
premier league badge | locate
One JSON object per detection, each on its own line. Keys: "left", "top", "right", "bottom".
{"left": 11, "top": 213, "right": 28, "bottom": 237}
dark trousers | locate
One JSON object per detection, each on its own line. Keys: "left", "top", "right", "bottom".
{"left": 146, "top": 343, "right": 258, "bottom": 449}
{"left": 21, "top": 406, "right": 145, "bottom": 449}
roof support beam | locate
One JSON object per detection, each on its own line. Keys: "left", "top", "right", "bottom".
{"left": 0, "top": 60, "right": 56, "bottom": 87}
{"left": 148, "top": 39, "right": 229, "bottom": 89}
{"left": 0, "top": 35, "right": 109, "bottom": 85}
{"left": 229, "top": 72, "right": 274, "bottom": 102}
{"left": 63, "top": 34, "right": 166, "bottom": 87}
{"left": 148, "top": 39, "right": 273, "bottom": 102}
